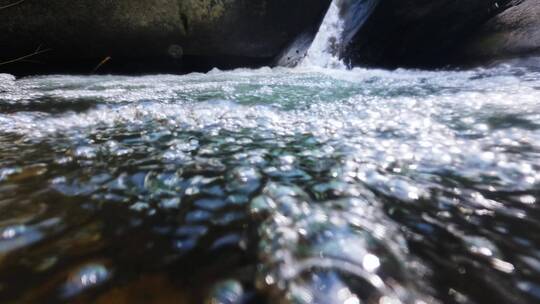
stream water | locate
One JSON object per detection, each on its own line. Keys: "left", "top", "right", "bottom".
{"left": 1, "top": 1, "right": 540, "bottom": 302}
{"left": 1, "top": 63, "right": 540, "bottom": 303}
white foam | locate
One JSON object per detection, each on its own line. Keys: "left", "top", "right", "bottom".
{"left": 302, "top": 0, "right": 347, "bottom": 69}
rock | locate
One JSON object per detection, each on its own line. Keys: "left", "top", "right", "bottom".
{"left": 457, "top": 0, "right": 540, "bottom": 64}
{"left": 344, "top": 0, "right": 514, "bottom": 68}
{"left": 94, "top": 274, "right": 194, "bottom": 304}
{"left": 0, "top": 0, "right": 329, "bottom": 74}
{"left": 2, "top": 0, "right": 530, "bottom": 72}
{"left": 274, "top": 31, "right": 313, "bottom": 67}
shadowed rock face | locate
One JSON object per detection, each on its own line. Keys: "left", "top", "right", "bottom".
{"left": 457, "top": 0, "right": 540, "bottom": 64}
{"left": 1, "top": 0, "right": 536, "bottom": 73}
{"left": 337, "top": 0, "right": 380, "bottom": 56}
{"left": 276, "top": 0, "right": 525, "bottom": 69}
{"left": 344, "top": 0, "right": 514, "bottom": 68}
{"left": 0, "top": 0, "right": 329, "bottom": 74}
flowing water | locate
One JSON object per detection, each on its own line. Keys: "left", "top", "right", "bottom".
{"left": 302, "top": 0, "right": 347, "bottom": 68}
{"left": 1, "top": 63, "right": 540, "bottom": 303}
{"left": 301, "top": 0, "right": 379, "bottom": 69}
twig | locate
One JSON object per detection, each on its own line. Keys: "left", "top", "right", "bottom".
{"left": 0, "top": 0, "right": 25, "bottom": 10}
{"left": 91, "top": 56, "right": 111, "bottom": 74}
{"left": 0, "top": 45, "right": 51, "bottom": 66}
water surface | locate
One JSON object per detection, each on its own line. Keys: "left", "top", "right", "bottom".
{"left": 0, "top": 64, "right": 540, "bottom": 303}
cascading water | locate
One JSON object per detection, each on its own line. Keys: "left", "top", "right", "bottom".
{"left": 301, "top": 0, "right": 380, "bottom": 69}
{"left": 302, "top": 0, "right": 347, "bottom": 68}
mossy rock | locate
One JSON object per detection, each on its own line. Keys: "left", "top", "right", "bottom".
{"left": 458, "top": 0, "right": 540, "bottom": 63}
{"left": 0, "top": 0, "right": 329, "bottom": 74}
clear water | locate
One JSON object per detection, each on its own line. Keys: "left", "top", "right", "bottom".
{"left": 1, "top": 64, "right": 540, "bottom": 303}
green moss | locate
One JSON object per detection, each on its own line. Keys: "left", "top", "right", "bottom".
{"left": 467, "top": 32, "right": 510, "bottom": 57}
{"left": 179, "top": 0, "right": 234, "bottom": 23}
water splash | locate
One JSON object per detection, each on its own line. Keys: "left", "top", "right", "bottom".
{"left": 301, "top": 0, "right": 379, "bottom": 69}
{"left": 302, "top": 0, "right": 347, "bottom": 69}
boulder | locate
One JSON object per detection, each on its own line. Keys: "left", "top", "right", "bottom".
{"left": 344, "top": 0, "right": 514, "bottom": 68}
{"left": 457, "top": 0, "right": 540, "bottom": 63}
{"left": 0, "top": 0, "right": 329, "bottom": 74}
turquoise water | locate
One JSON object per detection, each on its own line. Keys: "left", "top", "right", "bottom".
{"left": 0, "top": 64, "right": 540, "bottom": 303}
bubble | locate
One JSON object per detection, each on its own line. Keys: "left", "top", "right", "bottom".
{"left": 0, "top": 224, "right": 43, "bottom": 254}
{"left": 62, "top": 263, "right": 110, "bottom": 298}
{"left": 520, "top": 195, "right": 536, "bottom": 205}
{"left": 185, "top": 210, "right": 213, "bottom": 223}
{"left": 194, "top": 198, "right": 227, "bottom": 211}
{"left": 206, "top": 280, "right": 244, "bottom": 304}
{"left": 210, "top": 234, "right": 245, "bottom": 251}
{"left": 159, "top": 197, "right": 181, "bottom": 209}
{"left": 363, "top": 254, "right": 381, "bottom": 272}
{"left": 73, "top": 146, "right": 97, "bottom": 159}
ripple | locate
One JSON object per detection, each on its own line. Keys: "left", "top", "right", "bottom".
{"left": 0, "top": 64, "right": 539, "bottom": 303}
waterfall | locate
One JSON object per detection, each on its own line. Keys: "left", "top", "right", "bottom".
{"left": 302, "top": 0, "right": 346, "bottom": 68}
{"left": 301, "top": 0, "right": 380, "bottom": 69}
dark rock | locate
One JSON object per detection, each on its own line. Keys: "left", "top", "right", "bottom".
{"left": 345, "top": 0, "right": 514, "bottom": 68}
{"left": 0, "top": 0, "right": 329, "bottom": 75}
{"left": 457, "top": 0, "right": 540, "bottom": 64}
{"left": 274, "top": 31, "right": 313, "bottom": 67}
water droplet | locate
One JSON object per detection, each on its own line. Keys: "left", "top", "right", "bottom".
{"left": 0, "top": 224, "right": 43, "bottom": 254}
{"left": 159, "top": 197, "right": 181, "bottom": 209}
{"left": 62, "top": 263, "right": 110, "bottom": 298}
{"left": 520, "top": 195, "right": 536, "bottom": 205}
{"left": 73, "top": 146, "right": 97, "bottom": 159}
{"left": 362, "top": 254, "right": 381, "bottom": 272}
{"left": 206, "top": 280, "right": 244, "bottom": 304}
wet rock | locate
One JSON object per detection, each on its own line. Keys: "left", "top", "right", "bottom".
{"left": 0, "top": 0, "right": 329, "bottom": 74}
{"left": 457, "top": 0, "right": 540, "bottom": 64}
{"left": 206, "top": 280, "right": 244, "bottom": 304}
{"left": 275, "top": 32, "right": 313, "bottom": 67}
{"left": 94, "top": 274, "right": 193, "bottom": 304}
{"left": 345, "top": 0, "right": 515, "bottom": 67}
{"left": 1, "top": 164, "right": 47, "bottom": 182}
{"left": 0, "top": 224, "right": 43, "bottom": 255}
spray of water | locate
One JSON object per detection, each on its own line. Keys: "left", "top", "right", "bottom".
{"left": 301, "top": 0, "right": 380, "bottom": 69}
{"left": 302, "top": 0, "right": 347, "bottom": 69}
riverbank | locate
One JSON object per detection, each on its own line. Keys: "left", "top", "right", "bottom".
{"left": 1, "top": 0, "right": 539, "bottom": 75}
